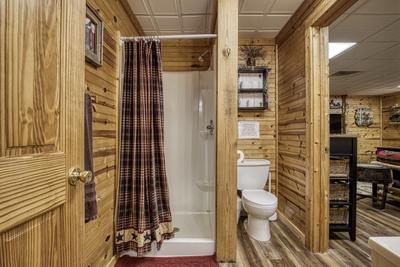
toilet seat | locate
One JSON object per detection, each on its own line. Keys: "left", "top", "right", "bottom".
{"left": 242, "top": 190, "right": 277, "bottom": 207}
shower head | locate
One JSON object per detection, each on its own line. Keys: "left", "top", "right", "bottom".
{"left": 198, "top": 50, "right": 209, "bottom": 62}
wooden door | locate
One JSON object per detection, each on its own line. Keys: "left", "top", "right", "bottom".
{"left": 0, "top": 0, "right": 85, "bottom": 266}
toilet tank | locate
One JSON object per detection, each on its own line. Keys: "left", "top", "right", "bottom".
{"left": 237, "top": 159, "right": 270, "bottom": 190}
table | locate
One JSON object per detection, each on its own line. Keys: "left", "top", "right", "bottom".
{"left": 357, "top": 163, "right": 392, "bottom": 209}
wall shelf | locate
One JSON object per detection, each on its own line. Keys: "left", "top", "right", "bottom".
{"left": 238, "top": 67, "right": 269, "bottom": 111}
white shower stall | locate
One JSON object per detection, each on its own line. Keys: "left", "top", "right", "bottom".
{"left": 159, "top": 70, "right": 216, "bottom": 256}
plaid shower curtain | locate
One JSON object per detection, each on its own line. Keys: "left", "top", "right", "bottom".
{"left": 115, "top": 39, "right": 174, "bottom": 256}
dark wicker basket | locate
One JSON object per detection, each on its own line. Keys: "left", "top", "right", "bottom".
{"left": 330, "top": 206, "right": 348, "bottom": 224}
{"left": 330, "top": 157, "right": 350, "bottom": 177}
{"left": 330, "top": 182, "right": 349, "bottom": 201}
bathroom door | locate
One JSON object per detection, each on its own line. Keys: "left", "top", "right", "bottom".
{"left": 0, "top": 0, "right": 85, "bottom": 266}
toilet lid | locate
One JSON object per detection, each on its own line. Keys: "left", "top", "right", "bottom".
{"left": 242, "top": 190, "right": 277, "bottom": 206}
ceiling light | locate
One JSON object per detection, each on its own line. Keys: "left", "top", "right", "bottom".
{"left": 397, "top": 85, "right": 400, "bottom": 88}
{"left": 329, "top": 42, "right": 356, "bottom": 59}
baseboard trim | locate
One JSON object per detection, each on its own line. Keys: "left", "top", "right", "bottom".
{"left": 277, "top": 210, "right": 305, "bottom": 244}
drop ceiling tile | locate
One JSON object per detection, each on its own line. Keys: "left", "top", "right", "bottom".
{"left": 371, "top": 44, "right": 400, "bottom": 59}
{"left": 128, "top": 0, "right": 148, "bottom": 15}
{"left": 155, "top": 16, "right": 181, "bottom": 31}
{"left": 240, "top": 0, "right": 274, "bottom": 14}
{"left": 354, "top": 0, "right": 400, "bottom": 14}
{"left": 261, "top": 14, "right": 291, "bottom": 30}
{"left": 335, "top": 14, "right": 399, "bottom": 32}
{"left": 239, "top": 15, "right": 263, "bottom": 30}
{"left": 329, "top": 59, "right": 360, "bottom": 73}
{"left": 182, "top": 15, "right": 205, "bottom": 31}
{"left": 148, "top": 0, "right": 177, "bottom": 15}
{"left": 346, "top": 59, "right": 391, "bottom": 71}
{"left": 258, "top": 30, "right": 279, "bottom": 38}
{"left": 367, "top": 20, "right": 400, "bottom": 42}
{"left": 136, "top": 16, "right": 155, "bottom": 31}
{"left": 337, "top": 42, "right": 396, "bottom": 60}
{"left": 270, "top": 0, "right": 303, "bottom": 14}
{"left": 344, "top": 0, "right": 367, "bottom": 14}
{"left": 329, "top": 28, "right": 376, "bottom": 42}
{"left": 180, "top": 0, "right": 209, "bottom": 14}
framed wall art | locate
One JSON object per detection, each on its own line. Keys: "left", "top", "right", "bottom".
{"left": 355, "top": 107, "right": 373, "bottom": 127}
{"left": 390, "top": 104, "right": 400, "bottom": 123}
{"left": 85, "top": 5, "right": 103, "bottom": 67}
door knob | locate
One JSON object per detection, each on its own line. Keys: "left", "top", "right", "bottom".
{"left": 69, "top": 167, "right": 93, "bottom": 186}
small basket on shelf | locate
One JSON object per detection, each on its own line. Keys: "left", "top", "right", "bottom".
{"left": 330, "top": 157, "right": 350, "bottom": 177}
{"left": 330, "top": 182, "right": 349, "bottom": 201}
{"left": 330, "top": 206, "right": 349, "bottom": 224}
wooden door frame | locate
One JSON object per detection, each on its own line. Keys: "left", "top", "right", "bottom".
{"left": 305, "top": 26, "right": 330, "bottom": 253}
{"left": 304, "top": 0, "right": 358, "bottom": 253}
{"left": 216, "top": 0, "right": 238, "bottom": 262}
{"left": 64, "top": 0, "right": 86, "bottom": 265}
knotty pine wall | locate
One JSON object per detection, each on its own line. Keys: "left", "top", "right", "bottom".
{"left": 238, "top": 39, "right": 278, "bottom": 194}
{"left": 277, "top": 27, "right": 307, "bottom": 233}
{"left": 382, "top": 92, "right": 400, "bottom": 148}
{"left": 84, "top": 0, "right": 139, "bottom": 266}
{"left": 343, "top": 96, "right": 382, "bottom": 163}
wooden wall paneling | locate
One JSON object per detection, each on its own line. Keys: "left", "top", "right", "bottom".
{"left": 237, "top": 40, "right": 277, "bottom": 194}
{"left": 305, "top": 26, "right": 329, "bottom": 253}
{"left": 216, "top": 0, "right": 238, "bottom": 262}
{"left": 276, "top": 0, "right": 355, "bottom": 253}
{"left": 84, "top": 1, "right": 139, "bottom": 266}
{"left": 382, "top": 93, "right": 400, "bottom": 147}
{"left": 161, "top": 40, "right": 212, "bottom": 71}
{"left": 277, "top": 26, "right": 307, "bottom": 235}
{"left": 0, "top": 0, "right": 85, "bottom": 265}
{"left": 344, "top": 96, "right": 382, "bottom": 163}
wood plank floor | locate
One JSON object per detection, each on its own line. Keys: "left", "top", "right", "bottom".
{"left": 221, "top": 198, "right": 400, "bottom": 267}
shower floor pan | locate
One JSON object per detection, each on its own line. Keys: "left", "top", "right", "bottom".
{"left": 122, "top": 212, "right": 215, "bottom": 257}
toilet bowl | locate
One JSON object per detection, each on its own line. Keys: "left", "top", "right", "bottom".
{"left": 237, "top": 156, "right": 278, "bottom": 242}
{"left": 242, "top": 190, "right": 277, "bottom": 241}
{"left": 237, "top": 196, "right": 242, "bottom": 224}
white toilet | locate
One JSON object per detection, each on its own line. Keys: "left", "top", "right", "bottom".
{"left": 237, "top": 159, "right": 277, "bottom": 242}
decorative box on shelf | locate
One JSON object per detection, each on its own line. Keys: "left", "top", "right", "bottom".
{"left": 238, "top": 66, "right": 269, "bottom": 111}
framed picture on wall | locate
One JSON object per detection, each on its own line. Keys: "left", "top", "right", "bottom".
{"left": 355, "top": 107, "right": 373, "bottom": 127}
{"left": 85, "top": 5, "right": 103, "bottom": 67}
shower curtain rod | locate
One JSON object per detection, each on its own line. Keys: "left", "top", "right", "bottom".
{"left": 121, "top": 33, "right": 217, "bottom": 41}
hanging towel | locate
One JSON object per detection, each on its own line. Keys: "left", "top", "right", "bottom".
{"left": 85, "top": 92, "right": 98, "bottom": 222}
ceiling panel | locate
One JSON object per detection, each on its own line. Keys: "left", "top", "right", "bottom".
{"left": 128, "top": 0, "right": 216, "bottom": 35}
{"left": 239, "top": 15, "right": 263, "bottom": 30}
{"left": 127, "top": 0, "right": 148, "bottom": 15}
{"left": 337, "top": 42, "right": 396, "bottom": 60}
{"left": 371, "top": 44, "right": 400, "bottom": 59}
{"left": 261, "top": 15, "right": 291, "bottom": 30}
{"left": 136, "top": 16, "right": 155, "bottom": 31}
{"left": 180, "top": 0, "right": 209, "bottom": 14}
{"left": 238, "top": 0, "right": 304, "bottom": 37}
{"left": 148, "top": 0, "right": 177, "bottom": 15}
{"left": 354, "top": 0, "right": 400, "bottom": 14}
{"left": 129, "top": 0, "right": 304, "bottom": 38}
{"left": 330, "top": 28, "right": 376, "bottom": 43}
{"left": 336, "top": 14, "right": 399, "bottom": 32}
{"left": 182, "top": 15, "right": 205, "bottom": 31}
{"left": 240, "top": 0, "right": 274, "bottom": 14}
{"left": 330, "top": 0, "right": 400, "bottom": 96}
{"left": 269, "top": 0, "right": 303, "bottom": 14}
{"left": 155, "top": 16, "right": 181, "bottom": 31}
{"left": 367, "top": 20, "right": 400, "bottom": 42}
